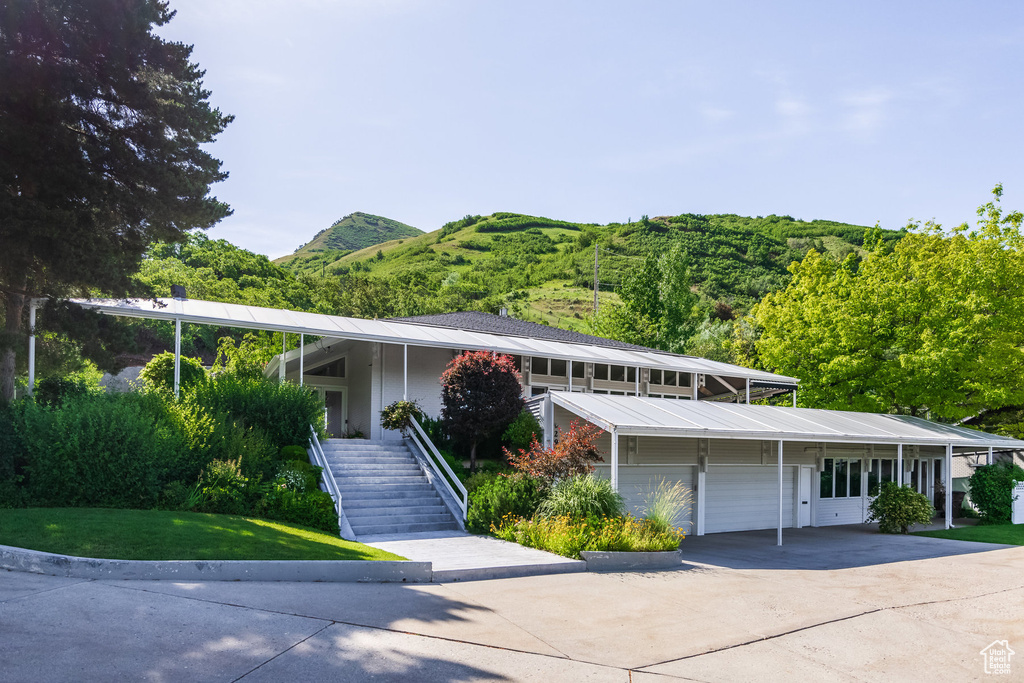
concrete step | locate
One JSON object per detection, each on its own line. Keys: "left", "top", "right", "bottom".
{"left": 339, "top": 485, "right": 437, "bottom": 498}
{"left": 331, "top": 474, "right": 427, "bottom": 485}
{"left": 329, "top": 463, "right": 422, "bottom": 473}
{"left": 348, "top": 513, "right": 456, "bottom": 527}
{"left": 324, "top": 455, "right": 417, "bottom": 465}
{"left": 342, "top": 496, "right": 443, "bottom": 509}
{"left": 345, "top": 504, "right": 448, "bottom": 518}
{"left": 353, "top": 521, "right": 461, "bottom": 536}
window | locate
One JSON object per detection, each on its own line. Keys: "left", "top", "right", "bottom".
{"left": 594, "top": 364, "right": 609, "bottom": 381}
{"left": 531, "top": 357, "right": 548, "bottom": 375}
{"left": 511, "top": 355, "right": 522, "bottom": 372}
{"left": 549, "top": 359, "right": 567, "bottom": 377}
{"left": 650, "top": 369, "right": 662, "bottom": 385}
{"left": 820, "top": 458, "right": 863, "bottom": 499}
{"left": 308, "top": 358, "right": 346, "bottom": 378}
{"left": 610, "top": 365, "right": 625, "bottom": 382}
{"left": 663, "top": 371, "right": 677, "bottom": 387}
{"left": 868, "top": 458, "right": 896, "bottom": 495}
{"left": 627, "top": 367, "right": 637, "bottom": 383}
{"left": 571, "top": 361, "right": 585, "bottom": 378}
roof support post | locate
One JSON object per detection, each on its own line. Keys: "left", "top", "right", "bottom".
{"left": 792, "top": 389, "right": 797, "bottom": 408}
{"left": 173, "top": 318, "right": 181, "bottom": 398}
{"left": 777, "top": 439, "right": 784, "bottom": 546}
{"left": 299, "top": 334, "right": 304, "bottom": 387}
{"left": 568, "top": 360, "right": 573, "bottom": 392}
{"left": 945, "top": 444, "right": 953, "bottom": 530}
{"left": 696, "top": 440, "right": 707, "bottom": 536}
{"left": 988, "top": 446, "right": 993, "bottom": 466}
{"left": 27, "top": 299, "right": 37, "bottom": 397}
{"left": 611, "top": 427, "right": 619, "bottom": 491}
{"left": 543, "top": 392, "right": 554, "bottom": 450}
{"left": 279, "top": 332, "right": 287, "bottom": 384}
{"left": 692, "top": 373, "right": 698, "bottom": 401}
{"left": 897, "top": 444, "right": 904, "bottom": 486}
{"left": 745, "top": 377, "right": 750, "bottom": 404}
{"left": 403, "top": 344, "right": 408, "bottom": 401}
{"left": 635, "top": 367, "right": 640, "bottom": 396}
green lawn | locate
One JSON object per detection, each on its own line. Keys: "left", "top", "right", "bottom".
{"left": 915, "top": 523, "right": 1024, "bottom": 546}
{"left": 0, "top": 508, "right": 406, "bottom": 561}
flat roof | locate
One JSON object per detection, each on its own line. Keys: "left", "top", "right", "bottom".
{"left": 74, "top": 298, "right": 799, "bottom": 384}
{"left": 551, "top": 392, "right": 1024, "bottom": 449}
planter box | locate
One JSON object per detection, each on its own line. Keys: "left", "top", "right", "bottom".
{"left": 579, "top": 550, "right": 684, "bottom": 572}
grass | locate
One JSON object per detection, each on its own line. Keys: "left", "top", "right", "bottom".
{"left": 0, "top": 508, "right": 406, "bottom": 561}
{"left": 914, "top": 523, "right": 1024, "bottom": 546}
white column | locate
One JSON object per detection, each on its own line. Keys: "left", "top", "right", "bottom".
{"left": 692, "top": 373, "right": 698, "bottom": 400}
{"left": 173, "top": 318, "right": 181, "bottom": 398}
{"left": 610, "top": 427, "right": 619, "bottom": 491}
{"left": 568, "top": 360, "right": 573, "bottom": 392}
{"left": 988, "top": 446, "right": 993, "bottom": 466}
{"left": 635, "top": 367, "right": 640, "bottom": 396}
{"left": 746, "top": 377, "right": 750, "bottom": 404}
{"left": 696, "top": 456, "right": 707, "bottom": 536}
{"left": 544, "top": 393, "right": 554, "bottom": 449}
{"left": 403, "top": 344, "right": 408, "bottom": 401}
{"left": 27, "top": 299, "right": 37, "bottom": 397}
{"left": 299, "top": 333, "right": 304, "bottom": 387}
{"left": 778, "top": 439, "right": 784, "bottom": 546}
{"left": 945, "top": 444, "right": 953, "bottom": 530}
{"left": 897, "top": 444, "right": 904, "bottom": 486}
{"left": 279, "top": 332, "right": 287, "bottom": 383}
{"left": 792, "top": 389, "right": 797, "bottom": 408}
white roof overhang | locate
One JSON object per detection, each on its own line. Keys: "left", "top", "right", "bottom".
{"left": 551, "top": 392, "right": 1024, "bottom": 449}
{"left": 73, "top": 298, "right": 799, "bottom": 385}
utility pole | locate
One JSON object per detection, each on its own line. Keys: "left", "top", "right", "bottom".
{"left": 593, "top": 245, "right": 599, "bottom": 313}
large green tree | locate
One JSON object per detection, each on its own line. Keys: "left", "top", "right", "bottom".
{"left": 0, "top": 0, "right": 232, "bottom": 401}
{"left": 754, "top": 187, "right": 1024, "bottom": 420}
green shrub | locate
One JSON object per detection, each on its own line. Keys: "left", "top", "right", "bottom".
{"left": 185, "top": 373, "right": 324, "bottom": 448}
{"left": 502, "top": 409, "right": 542, "bottom": 453}
{"left": 262, "top": 487, "right": 338, "bottom": 534}
{"left": 466, "top": 472, "right": 543, "bottom": 534}
{"left": 968, "top": 462, "right": 1024, "bottom": 524}
{"left": 275, "top": 460, "right": 321, "bottom": 493}
{"left": 867, "top": 482, "right": 934, "bottom": 534}
{"left": 537, "top": 474, "right": 624, "bottom": 520}
{"left": 17, "top": 392, "right": 183, "bottom": 508}
{"left": 279, "top": 445, "right": 308, "bottom": 460}
{"left": 0, "top": 403, "right": 27, "bottom": 507}
{"left": 34, "top": 377, "right": 90, "bottom": 408}
{"left": 196, "top": 458, "right": 253, "bottom": 515}
{"left": 140, "top": 352, "right": 207, "bottom": 392}
{"left": 493, "top": 514, "right": 683, "bottom": 559}
{"left": 380, "top": 400, "right": 422, "bottom": 434}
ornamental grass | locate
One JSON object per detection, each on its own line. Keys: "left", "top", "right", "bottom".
{"left": 491, "top": 513, "right": 684, "bottom": 559}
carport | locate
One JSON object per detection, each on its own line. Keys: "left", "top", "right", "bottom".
{"left": 539, "top": 392, "right": 1024, "bottom": 546}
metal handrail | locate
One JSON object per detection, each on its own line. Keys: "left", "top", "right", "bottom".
{"left": 308, "top": 425, "right": 344, "bottom": 526}
{"left": 408, "top": 415, "right": 468, "bottom": 520}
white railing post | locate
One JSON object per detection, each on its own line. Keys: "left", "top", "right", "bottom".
{"left": 409, "top": 415, "right": 468, "bottom": 521}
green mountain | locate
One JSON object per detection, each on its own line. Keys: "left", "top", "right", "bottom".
{"left": 278, "top": 211, "right": 902, "bottom": 329}
{"left": 276, "top": 212, "right": 422, "bottom": 265}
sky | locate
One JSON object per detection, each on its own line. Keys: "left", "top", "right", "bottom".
{"left": 159, "top": 0, "right": 1024, "bottom": 259}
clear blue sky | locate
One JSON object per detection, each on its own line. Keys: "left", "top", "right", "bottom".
{"left": 160, "top": 0, "right": 1024, "bottom": 259}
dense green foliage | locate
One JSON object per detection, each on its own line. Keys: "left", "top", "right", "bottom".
{"left": 867, "top": 482, "right": 935, "bottom": 534}
{"left": 755, "top": 187, "right": 1024, "bottom": 419}
{"left": 380, "top": 400, "right": 423, "bottom": 435}
{"left": 0, "top": 508, "right": 402, "bottom": 561}
{"left": 0, "top": 0, "right": 231, "bottom": 401}
{"left": 465, "top": 472, "right": 543, "bottom": 534}
{"left": 282, "top": 212, "right": 421, "bottom": 261}
{"left": 536, "top": 474, "right": 624, "bottom": 519}
{"left": 492, "top": 514, "right": 683, "bottom": 559}
{"left": 501, "top": 409, "right": 543, "bottom": 453}
{"left": 968, "top": 462, "right": 1024, "bottom": 524}
{"left": 140, "top": 352, "right": 207, "bottom": 393}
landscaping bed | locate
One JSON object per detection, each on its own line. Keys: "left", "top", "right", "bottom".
{"left": 0, "top": 508, "right": 404, "bottom": 561}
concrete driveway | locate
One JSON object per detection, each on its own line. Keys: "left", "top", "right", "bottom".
{"left": 2, "top": 531, "right": 1022, "bottom": 681}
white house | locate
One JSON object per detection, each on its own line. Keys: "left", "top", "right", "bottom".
{"left": 72, "top": 297, "right": 1024, "bottom": 541}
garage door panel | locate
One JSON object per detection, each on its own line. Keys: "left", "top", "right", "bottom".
{"left": 594, "top": 465, "right": 694, "bottom": 528}
{"left": 706, "top": 466, "right": 795, "bottom": 533}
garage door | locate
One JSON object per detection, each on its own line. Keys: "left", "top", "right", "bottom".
{"left": 705, "top": 466, "right": 795, "bottom": 533}
{"left": 594, "top": 465, "right": 695, "bottom": 530}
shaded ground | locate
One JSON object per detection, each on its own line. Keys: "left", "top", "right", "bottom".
{"left": 2, "top": 528, "right": 1022, "bottom": 681}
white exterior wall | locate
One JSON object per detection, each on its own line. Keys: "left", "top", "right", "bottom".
{"left": 378, "top": 344, "right": 457, "bottom": 438}
{"left": 345, "top": 342, "right": 375, "bottom": 438}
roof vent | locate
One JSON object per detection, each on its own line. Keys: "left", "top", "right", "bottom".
{"left": 171, "top": 285, "right": 187, "bottom": 300}
{"left": 499, "top": 307, "right": 508, "bottom": 317}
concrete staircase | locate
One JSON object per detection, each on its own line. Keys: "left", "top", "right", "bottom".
{"left": 322, "top": 439, "right": 460, "bottom": 537}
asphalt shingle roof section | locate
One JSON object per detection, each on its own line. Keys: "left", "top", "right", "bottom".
{"left": 387, "top": 311, "right": 658, "bottom": 353}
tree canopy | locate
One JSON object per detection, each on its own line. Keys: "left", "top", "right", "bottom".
{"left": 754, "top": 186, "right": 1024, "bottom": 421}
{"left": 0, "top": 0, "right": 232, "bottom": 400}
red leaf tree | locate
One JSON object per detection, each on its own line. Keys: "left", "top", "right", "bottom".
{"left": 441, "top": 351, "right": 523, "bottom": 472}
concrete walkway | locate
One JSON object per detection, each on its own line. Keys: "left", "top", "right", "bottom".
{"left": 359, "top": 530, "right": 586, "bottom": 581}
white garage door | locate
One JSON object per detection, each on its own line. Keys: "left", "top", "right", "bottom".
{"left": 594, "top": 465, "right": 695, "bottom": 530}
{"left": 706, "top": 466, "right": 795, "bottom": 533}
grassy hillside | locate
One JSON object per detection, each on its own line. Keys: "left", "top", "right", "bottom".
{"left": 278, "top": 211, "right": 901, "bottom": 330}
{"left": 277, "top": 212, "right": 422, "bottom": 265}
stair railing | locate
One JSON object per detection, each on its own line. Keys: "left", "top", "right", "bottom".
{"left": 408, "top": 415, "right": 468, "bottom": 521}
{"left": 308, "top": 425, "right": 344, "bottom": 528}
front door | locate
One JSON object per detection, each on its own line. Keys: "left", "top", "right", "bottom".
{"left": 324, "top": 389, "right": 348, "bottom": 437}
{"left": 799, "top": 466, "right": 813, "bottom": 527}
